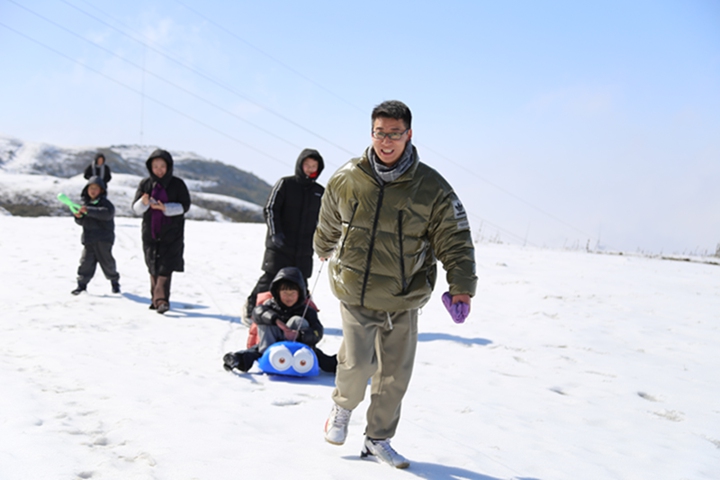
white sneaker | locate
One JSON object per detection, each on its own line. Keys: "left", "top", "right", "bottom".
{"left": 324, "top": 404, "right": 352, "bottom": 445}
{"left": 361, "top": 437, "right": 410, "bottom": 469}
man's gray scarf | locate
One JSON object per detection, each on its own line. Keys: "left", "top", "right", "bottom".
{"left": 368, "top": 140, "right": 414, "bottom": 185}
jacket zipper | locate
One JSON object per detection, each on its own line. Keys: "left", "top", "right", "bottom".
{"left": 338, "top": 202, "right": 358, "bottom": 259}
{"left": 360, "top": 185, "right": 385, "bottom": 307}
{"left": 398, "top": 210, "right": 407, "bottom": 293}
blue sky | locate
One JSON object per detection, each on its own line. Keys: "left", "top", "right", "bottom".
{"left": 1, "top": 0, "right": 719, "bottom": 254}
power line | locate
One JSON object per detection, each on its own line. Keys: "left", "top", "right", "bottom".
{"left": 8, "top": 0, "right": 306, "bottom": 153}
{"left": 4, "top": 1, "right": 589, "bottom": 246}
{"left": 174, "top": 0, "right": 368, "bottom": 114}
{"left": 468, "top": 212, "right": 538, "bottom": 247}
{"left": 140, "top": 44, "right": 145, "bottom": 143}
{"left": 0, "top": 21, "right": 292, "bottom": 168}
{"left": 0, "top": 5, "right": 553, "bottom": 247}
{"left": 56, "top": 0, "right": 357, "bottom": 157}
{"left": 173, "top": 1, "right": 594, "bottom": 242}
{"left": 420, "top": 144, "right": 594, "bottom": 238}
{"left": 57, "top": 0, "right": 549, "bottom": 246}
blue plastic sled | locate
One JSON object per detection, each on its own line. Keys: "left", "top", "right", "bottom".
{"left": 257, "top": 341, "right": 319, "bottom": 377}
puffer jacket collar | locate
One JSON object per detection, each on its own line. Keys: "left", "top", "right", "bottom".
{"left": 357, "top": 145, "right": 420, "bottom": 185}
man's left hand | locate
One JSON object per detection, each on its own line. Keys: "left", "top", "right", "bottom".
{"left": 442, "top": 292, "right": 471, "bottom": 324}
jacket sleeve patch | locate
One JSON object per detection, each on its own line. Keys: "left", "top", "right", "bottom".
{"left": 457, "top": 219, "right": 470, "bottom": 231}
{"left": 452, "top": 199, "right": 467, "bottom": 219}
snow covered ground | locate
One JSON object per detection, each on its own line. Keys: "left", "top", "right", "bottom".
{"left": 0, "top": 215, "right": 718, "bottom": 479}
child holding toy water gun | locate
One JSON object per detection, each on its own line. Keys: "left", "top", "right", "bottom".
{"left": 71, "top": 176, "right": 120, "bottom": 295}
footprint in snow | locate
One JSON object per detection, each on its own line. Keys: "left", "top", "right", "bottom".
{"left": 271, "top": 398, "right": 304, "bottom": 407}
{"left": 651, "top": 409, "right": 684, "bottom": 422}
{"left": 637, "top": 391, "right": 661, "bottom": 402}
{"left": 704, "top": 436, "right": 720, "bottom": 449}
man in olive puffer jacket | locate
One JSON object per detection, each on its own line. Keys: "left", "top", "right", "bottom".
{"left": 315, "top": 100, "right": 476, "bottom": 468}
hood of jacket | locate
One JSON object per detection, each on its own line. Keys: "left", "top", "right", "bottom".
{"left": 145, "top": 149, "right": 175, "bottom": 187}
{"left": 294, "top": 148, "right": 324, "bottom": 183}
{"left": 81, "top": 175, "right": 108, "bottom": 202}
{"left": 269, "top": 266, "right": 307, "bottom": 307}
{"left": 94, "top": 153, "right": 106, "bottom": 165}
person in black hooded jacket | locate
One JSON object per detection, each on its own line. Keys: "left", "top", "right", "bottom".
{"left": 83, "top": 153, "right": 112, "bottom": 185}
{"left": 71, "top": 176, "right": 120, "bottom": 295}
{"left": 132, "top": 149, "right": 191, "bottom": 314}
{"left": 244, "top": 148, "right": 325, "bottom": 322}
{"left": 224, "top": 266, "right": 337, "bottom": 373}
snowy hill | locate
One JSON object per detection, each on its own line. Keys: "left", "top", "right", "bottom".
{"left": 1, "top": 216, "right": 718, "bottom": 479}
{"left": 0, "top": 134, "right": 269, "bottom": 222}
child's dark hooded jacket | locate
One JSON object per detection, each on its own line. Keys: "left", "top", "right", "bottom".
{"left": 251, "top": 266, "right": 324, "bottom": 346}
{"left": 75, "top": 176, "right": 115, "bottom": 245}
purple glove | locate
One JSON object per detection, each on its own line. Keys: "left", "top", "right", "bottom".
{"left": 442, "top": 292, "right": 469, "bottom": 324}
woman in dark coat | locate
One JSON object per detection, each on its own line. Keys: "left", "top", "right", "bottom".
{"left": 132, "top": 149, "right": 191, "bottom": 314}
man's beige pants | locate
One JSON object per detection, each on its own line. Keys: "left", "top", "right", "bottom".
{"left": 332, "top": 302, "right": 418, "bottom": 439}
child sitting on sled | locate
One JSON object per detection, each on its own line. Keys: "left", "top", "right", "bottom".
{"left": 223, "top": 266, "right": 337, "bottom": 373}
{"left": 70, "top": 176, "right": 121, "bottom": 295}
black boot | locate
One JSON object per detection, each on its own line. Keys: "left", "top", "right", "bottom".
{"left": 71, "top": 284, "right": 87, "bottom": 295}
{"left": 313, "top": 347, "right": 338, "bottom": 373}
{"left": 223, "top": 352, "right": 240, "bottom": 371}
{"left": 223, "top": 347, "right": 261, "bottom": 372}
{"left": 111, "top": 281, "right": 121, "bottom": 294}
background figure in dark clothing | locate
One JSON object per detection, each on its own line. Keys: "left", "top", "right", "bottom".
{"left": 243, "top": 148, "right": 325, "bottom": 324}
{"left": 132, "top": 149, "right": 191, "bottom": 314}
{"left": 84, "top": 153, "right": 112, "bottom": 185}
{"left": 71, "top": 176, "right": 120, "bottom": 295}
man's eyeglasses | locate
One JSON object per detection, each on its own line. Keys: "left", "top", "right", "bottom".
{"left": 372, "top": 130, "right": 408, "bottom": 141}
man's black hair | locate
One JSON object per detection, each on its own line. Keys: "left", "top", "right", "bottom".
{"left": 371, "top": 100, "right": 412, "bottom": 129}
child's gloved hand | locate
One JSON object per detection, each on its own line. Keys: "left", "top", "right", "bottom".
{"left": 441, "top": 292, "right": 469, "bottom": 324}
